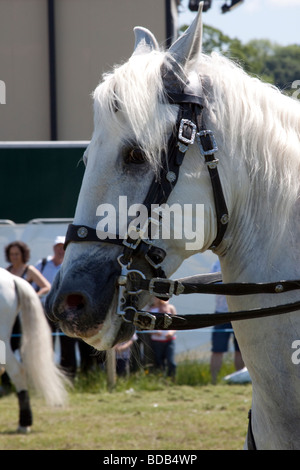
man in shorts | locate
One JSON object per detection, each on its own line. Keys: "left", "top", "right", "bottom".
{"left": 210, "top": 259, "right": 244, "bottom": 384}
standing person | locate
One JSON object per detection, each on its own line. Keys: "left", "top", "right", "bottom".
{"left": 5, "top": 240, "right": 51, "bottom": 298}
{"left": 2, "top": 240, "right": 50, "bottom": 389}
{"left": 34, "top": 236, "right": 65, "bottom": 292}
{"left": 149, "top": 297, "right": 177, "bottom": 378}
{"left": 210, "top": 258, "right": 244, "bottom": 384}
{"left": 114, "top": 333, "right": 137, "bottom": 376}
{"left": 34, "top": 236, "right": 65, "bottom": 336}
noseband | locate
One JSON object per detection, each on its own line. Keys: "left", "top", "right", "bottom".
{"left": 64, "top": 64, "right": 300, "bottom": 332}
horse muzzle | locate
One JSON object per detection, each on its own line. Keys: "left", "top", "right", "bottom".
{"left": 44, "top": 260, "right": 135, "bottom": 349}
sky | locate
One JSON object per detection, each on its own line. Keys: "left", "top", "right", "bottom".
{"left": 178, "top": 0, "right": 300, "bottom": 46}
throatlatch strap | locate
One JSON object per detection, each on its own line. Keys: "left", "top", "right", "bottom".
{"left": 247, "top": 410, "right": 257, "bottom": 450}
{"left": 131, "top": 276, "right": 300, "bottom": 297}
{"left": 131, "top": 299, "right": 300, "bottom": 331}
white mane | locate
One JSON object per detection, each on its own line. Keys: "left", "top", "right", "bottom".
{"left": 92, "top": 50, "right": 178, "bottom": 172}
{"left": 92, "top": 48, "right": 300, "bottom": 255}
{"left": 199, "top": 52, "right": 300, "bottom": 254}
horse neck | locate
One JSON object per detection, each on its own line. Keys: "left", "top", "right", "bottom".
{"left": 220, "top": 192, "right": 300, "bottom": 283}
{"left": 220, "top": 169, "right": 300, "bottom": 284}
{"left": 201, "top": 56, "right": 300, "bottom": 283}
{"left": 221, "top": 233, "right": 300, "bottom": 286}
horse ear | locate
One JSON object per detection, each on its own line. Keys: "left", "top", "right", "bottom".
{"left": 132, "top": 27, "right": 159, "bottom": 55}
{"left": 168, "top": 1, "right": 203, "bottom": 68}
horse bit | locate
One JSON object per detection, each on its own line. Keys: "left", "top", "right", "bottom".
{"left": 64, "top": 58, "right": 300, "bottom": 332}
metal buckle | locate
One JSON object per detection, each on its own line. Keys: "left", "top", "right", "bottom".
{"left": 133, "top": 311, "right": 156, "bottom": 330}
{"left": 149, "top": 278, "right": 175, "bottom": 298}
{"left": 116, "top": 257, "right": 147, "bottom": 317}
{"left": 122, "top": 237, "right": 141, "bottom": 250}
{"left": 205, "top": 159, "right": 219, "bottom": 170}
{"left": 145, "top": 254, "right": 162, "bottom": 270}
{"left": 122, "top": 225, "right": 144, "bottom": 250}
{"left": 116, "top": 281, "right": 128, "bottom": 317}
{"left": 117, "top": 254, "right": 131, "bottom": 270}
{"left": 116, "top": 255, "right": 131, "bottom": 318}
{"left": 178, "top": 119, "right": 197, "bottom": 145}
{"left": 121, "top": 306, "right": 138, "bottom": 324}
{"left": 196, "top": 130, "right": 218, "bottom": 156}
{"left": 126, "top": 269, "right": 146, "bottom": 294}
{"left": 162, "top": 314, "right": 173, "bottom": 329}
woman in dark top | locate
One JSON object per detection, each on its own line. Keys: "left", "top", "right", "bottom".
{"left": 5, "top": 241, "right": 50, "bottom": 296}
{"left": 4, "top": 241, "right": 50, "bottom": 351}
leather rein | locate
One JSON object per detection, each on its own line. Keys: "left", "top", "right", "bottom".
{"left": 64, "top": 65, "right": 300, "bottom": 331}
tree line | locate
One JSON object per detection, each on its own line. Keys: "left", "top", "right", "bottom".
{"left": 181, "top": 23, "right": 300, "bottom": 95}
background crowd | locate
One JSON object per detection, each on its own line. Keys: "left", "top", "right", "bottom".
{"left": 1, "top": 238, "right": 244, "bottom": 385}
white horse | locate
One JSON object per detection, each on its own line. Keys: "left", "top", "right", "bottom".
{"left": 46, "top": 4, "right": 300, "bottom": 449}
{"left": 0, "top": 268, "right": 68, "bottom": 433}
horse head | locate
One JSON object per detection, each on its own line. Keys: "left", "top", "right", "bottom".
{"left": 45, "top": 4, "right": 227, "bottom": 350}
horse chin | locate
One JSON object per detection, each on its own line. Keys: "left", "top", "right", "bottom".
{"left": 75, "top": 281, "right": 150, "bottom": 350}
{"left": 54, "top": 293, "right": 135, "bottom": 351}
{"left": 45, "top": 259, "right": 137, "bottom": 350}
{"left": 77, "top": 317, "right": 135, "bottom": 351}
{"left": 81, "top": 309, "right": 135, "bottom": 351}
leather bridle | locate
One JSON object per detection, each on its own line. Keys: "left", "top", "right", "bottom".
{"left": 64, "top": 62, "right": 300, "bottom": 332}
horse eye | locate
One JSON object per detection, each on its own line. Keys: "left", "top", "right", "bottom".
{"left": 124, "top": 147, "right": 146, "bottom": 165}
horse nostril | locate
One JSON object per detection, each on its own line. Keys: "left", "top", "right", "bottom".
{"left": 65, "top": 294, "right": 85, "bottom": 309}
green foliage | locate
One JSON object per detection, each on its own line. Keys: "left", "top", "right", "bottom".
{"left": 177, "top": 359, "right": 211, "bottom": 385}
{"left": 177, "top": 358, "right": 236, "bottom": 386}
{"left": 73, "top": 369, "right": 108, "bottom": 393}
{"left": 180, "top": 22, "right": 300, "bottom": 93}
{"left": 202, "top": 24, "right": 232, "bottom": 53}
{"left": 264, "top": 45, "right": 300, "bottom": 92}
{"left": 72, "top": 358, "right": 238, "bottom": 393}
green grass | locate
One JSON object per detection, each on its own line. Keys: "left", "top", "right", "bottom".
{"left": 0, "top": 360, "right": 252, "bottom": 450}
{"left": 73, "top": 356, "right": 239, "bottom": 392}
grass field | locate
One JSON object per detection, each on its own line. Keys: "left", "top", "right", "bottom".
{"left": 0, "top": 361, "right": 252, "bottom": 451}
